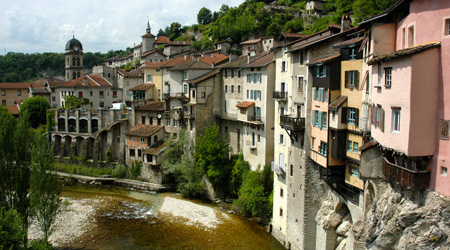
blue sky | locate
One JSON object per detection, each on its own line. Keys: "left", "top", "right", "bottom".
{"left": 0, "top": 0, "right": 245, "bottom": 54}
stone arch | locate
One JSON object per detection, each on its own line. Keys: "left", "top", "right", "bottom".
{"left": 68, "top": 117, "right": 77, "bottom": 132}
{"left": 74, "top": 136, "right": 84, "bottom": 157}
{"left": 333, "top": 202, "right": 353, "bottom": 250}
{"left": 53, "top": 135, "right": 62, "bottom": 155}
{"left": 79, "top": 118, "right": 88, "bottom": 133}
{"left": 91, "top": 118, "right": 98, "bottom": 133}
{"left": 63, "top": 135, "right": 72, "bottom": 156}
{"left": 58, "top": 117, "right": 66, "bottom": 132}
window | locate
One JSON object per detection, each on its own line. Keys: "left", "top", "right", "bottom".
{"left": 150, "top": 117, "right": 153, "bottom": 125}
{"left": 316, "top": 65, "right": 326, "bottom": 78}
{"left": 192, "top": 90, "right": 196, "bottom": 98}
{"left": 300, "top": 51, "right": 305, "bottom": 64}
{"left": 140, "top": 137, "right": 145, "bottom": 143}
{"left": 319, "top": 142, "right": 327, "bottom": 156}
{"left": 353, "top": 142, "right": 359, "bottom": 154}
{"left": 280, "top": 188, "right": 284, "bottom": 197}
{"left": 147, "top": 154, "right": 152, "bottom": 163}
{"left": 156, "top": 69, "right": 161, "bottom": 72}
{"left": 90, "top": 91, "right": 93, "bottom": 96}
{"left": 402, "top": 28, "right": 406, "bottom": 49}
{"left": 442, "top": 167, "right": 448, "bottom": 176}
{"left": 130, "top": 136, "right": 134, "bottom": 141}
{"left": 173, "top": 119, "right": 178, "bottom": 127}
{"left": 349, "top": 48, "right": 357, "bottom": 60}
{"left": 279, "top": 134, "right": 285, "bottom": 145}
{"left": 391, "top": 108, "right": 401, "bottom": 133}
{"left": 201, "top": 92, "right": 205, "bottom": 98}
{"left": 126, "top": 80, "right": 130, "bottom": 86}
{"left": 257, "top": 134, "right": 261, "bottom": 143}
{"left": 385, "top": 68, "right": 392, "bottom": 87}
{"left": 52, "top": 96, "right": 56, "bottom": 101}
{"left": 377, "top": 64, "right": 382, "bottom": 86}
{"left": 345, "top": 71, "right": 359, "bottom": 88}
{"left": 238, "top": 85, "right": 241, "bottom": 94}
{"left": 183, "top": 71, "right": 188, "bottom": 80}
{"left": 439, "top": 119, "right": 449, "bottom": 139}
{"left": 280, "top": 208, "right": 283, "bottom": 217}
{"left": 311, "top": 137, "right": 315, "bottom": 150}
{"left": 225, "top": 85, "right": 228, "bottom": 93}
{"left": 231, "top": 85, "right": 234, "bottom": 94}
{"left": 138, "top": 149, "right": 142, "bottom": 157}
{"left": 350, "top": 165, "right": 358, "bottom": 177}
{"left": 17, "top": 90, "right": 21, "bottom": 96}
{"left": 1, "top": 90, "right": 4, "bottom": 96}
{"left": 154, "top": 135, "right": 158, "bottom": 143}
{"left": 166, "top": 118, "right": 171, "bottom": 126}
{"left": 184, "top": 84, "right": 188, "bottom": 94}
{"left": 281, "top": 61, "right": 287, "bottom": 72}
{"left": 445, "top": 18, "right": 450, "bottom": 36}
{"left": 2, "top": 100, "right": 5, "bottom": 106}
{"left": 322, "top": 112, "right": 327, "bottom": 129}
{"left": 290, "top": 165, "right": 293, "bottom": 176}
{"left": 99, "top": 91, "right": 104, "bottom": 98}
{"left": 408, "top": 25, "right": 415, "bottom": 47}
{"left": 297, "top": 76, "right": 304, "bottom": 91}
{"left": 348, "top": 108, "right": 356, "bottom": 125}
{"left": 129, "top": 149, "right": 135, "bottom": 157}
{"left": 141, "top": 116, "right": 146, "bottom": 124}
{"left": 347, "top": 140, "right": 353, "bottom": 152}
{"left": 113, "top": 91, "right": 117, "bottom": 98}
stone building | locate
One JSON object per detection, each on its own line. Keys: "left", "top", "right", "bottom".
{"left": 65, "top": 36, "right": 84, "bottom": 81}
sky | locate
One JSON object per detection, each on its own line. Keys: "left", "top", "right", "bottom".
{"left": 0, "top": 0, "right": 245, "bottom": 54}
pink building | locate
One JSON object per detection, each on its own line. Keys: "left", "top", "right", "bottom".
{"left": 362, "top": 0, "right": 450, "bottom": 195}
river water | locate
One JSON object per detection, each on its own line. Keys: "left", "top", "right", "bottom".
{"left": 59, "top": 184, "right": 285, "bottom": 250}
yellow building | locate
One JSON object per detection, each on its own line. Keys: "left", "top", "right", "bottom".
{"left": 141, "top": 61, "right": 165, "bottom": 101}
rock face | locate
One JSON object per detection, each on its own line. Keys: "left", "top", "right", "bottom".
{"left": 358, "top": 182, "right": 450, "bottom": 250}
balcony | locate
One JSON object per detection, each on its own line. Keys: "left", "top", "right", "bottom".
{"left": 271, "top": 161, "right": 286, "bottom": 177}
{"left": 215, "top": 111, "right": 237, "bottom": 121}
{"left": 280, "top": 115, "right": 305, "bottom": 131}
{"left": 273, "top": 91, "right": 288, "bottom": 101}
{"left": 247, "top": 116, "right": 262, "bottom": 122}
{"left": 382, "top": 157, "right": 430, "bottom": 190}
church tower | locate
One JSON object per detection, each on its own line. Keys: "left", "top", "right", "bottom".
{"left": 141, "top": 20, "right": 156, "bottom": 53}
{"left": 65, "top": 36, "right": 84, "bottom": 81}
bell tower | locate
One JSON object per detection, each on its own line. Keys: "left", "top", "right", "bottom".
{"left": 65, "top": 35, "right": 84, "bottom": 81}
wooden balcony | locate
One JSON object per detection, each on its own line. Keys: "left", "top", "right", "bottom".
{"left": 280, "top": 115, "right": 305, "bottom": 131}
{"left": 382, "top": 157, "right": 430, "bottom": 190}
{"left": 273, "top": 91, "right": 288, "bottom": 100}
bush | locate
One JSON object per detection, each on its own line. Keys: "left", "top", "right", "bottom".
{"left": 54, "top": 163, "right": 113, "bottom": 177}
{"left": 0, "top": 208, "right": 26, "bottom": 250}
{"left": 230, "top": 154, "right": 250, "bottom": 197}
{"left": 112, "top": 163, "right": 127, "bottom": 178}
{"left": 130, "top": 161, "right": 142, "bottom": 180}
{"left": 28, "top": 239, "right": 53, "bottom": 250}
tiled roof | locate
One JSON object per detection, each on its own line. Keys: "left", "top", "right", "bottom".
{"left": 155, "top": 36, "right": 171, "bottom": 44}
{"left": 144, "top": 141, "right": 166, "bottom": 155}
{"left": 367, "top": 42, "right": 440, "bottom": 65}
{"left": 328, "top": 23, "right": 342, "bottom": 30}
{"left": 134, "top": 44, "right": 142, "bottom": 48}
{"left": 333, "top": 36, "right": 365, "bottom": 48}
{"left": 125, "top": 124, "right": 163, "bottom": 137}
{"left": 130, "top": 83, "right": 154, "bottom": 91}
{"left": 187, "top": 69, "right": 220, "bottom": 85}
{"left": 218, "top": 54, "right": 262, "bottom": 68}
{"left": 142, "top": 33, "right": 156, "bottom": 38}
{"left": 236, "top": 101, "right": 255, "bottom": 108}
{"left": 141, "top": 49, "right": 164, "bottom": 57}
{"left": 135, "top": 101, "right": 164, "bottom": 111}
{"left": 6, "top": 106, "right": 19, "bottom": 115}
{"left": 0, "top": 82, "right": 32, "bottom": 89}
{"left": 307, "top": 53, "right": 341, "bottom": 65}
{"left": 328, "top": 96, "right": 347, "bottom": 111}
{"left": 171, "top": 60, "right": 212, "bottom": 70}
{"left": 281, "top": 32, "right": 309, "bottom": 39}
{"left": 59, "top": 75, "right": 112, "bottom": 87}
{"left": 359, "top": 140, "right": 378, "bottom": 152}
{"left": 242, "top": 53, "right": 274, "bottom": 68}
{"left": 33, "top": 77, "right": 66, "bottom": 87}
{"left": 240, "top": 38, "right": 262, "bottom": 45}
{"left": 162, "top": 54, "right": 226, "bottom": 69}
{"left": 198, "top": 54, "right": 229, "bottom": 65}
{"left": 142, "top": 61, "right": 166, "bottom": 68}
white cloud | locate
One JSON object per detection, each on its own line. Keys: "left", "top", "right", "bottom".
{"left": 0, "top": 0, "right": 245, "bottom": 54}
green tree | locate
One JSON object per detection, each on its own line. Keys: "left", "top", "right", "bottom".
{"left": 0, "top": 208, "right": 27, "bottom": 250}
{"left": 353, "top": 0, "right": 397, "bottom": 23}
{"left": 230, "top": 154, "right": 250, "bottom": 197}
{"left": 29, "top": 130, "right": 61, "bottom": 243}
{"left": 266, "top": 22, "right": 282, "bottom": 37}
{"left": 20, "top": 96, "right": 51, "bottom": 128}
{"left": 197, "top": 7, "right": 213, "bottom": 25}
{"left": 130, "top": 160, "right": 142, "bottom": 180}
{"left": 234, "top": 169, "right": 271, "bottom": 218}
{"left": 194, "top": 124, "right": 232, "bottom": 189}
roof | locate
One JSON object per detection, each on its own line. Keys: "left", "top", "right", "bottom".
{"left": 242, "top": 53, "right": 274, "bottom": 68}
{"left": 135, "top": 101, "right": 164, "bottom": 111}
{"left": 141, "top": 49, "right": 165, "bottom": 58}
{"left": 367, "top": 42, "right": 441, "bottom": 65}
{"left": 130, "top": 83, "right": 154, "bottom": 91}
{"left": 307, "top": 53, "right": 341, "bottom": 66}
{"left": 198, "top": 54, "right": 228, "bottom": 65}
{"left": 218, "top": 54, "right": 262, "bottom": 68}
{"left": 162, "top": 54, "right": 227, "bottom": 69}
{"left": 328, "top": 96, "right": 348, "bottom": 111}
{"left": 6, "top": 106, "right": 19, "bottom": 115}
{"left": 65, "top": 37, "right": 83, "bottom": 50}
{"left": 30, "top": 87, "right": 50, "bottom": 94}
{"left": 236, "top": 101, "right": 255, "bottom": 108}
{"left": 124, "top": 124, "right": 163, "bottom": 137}
{"left": 171, "top": 60, "right": 212, "bottom": 70}
{"left": 0, "top": 82, "right": 32, "bottom": 89}
{"left": 240, "top": 38, "right": 262, "bottom": 45}
{"left": 281, "top": 32, "right": 309, "bottom": 39}
{"left": 333, "top": 36, "right": 365, "bottom": 48}
{"left": 187, "top": 69, "right": 220, "bottom": 85}
{"left": 144, "top": 141, "right": 166, "bottom": 155}
{"left": 359, "top": 140, "right": 378, "bottom": 152}
{"left": 155, "top": 36, "right": 171, "bottom": 44}
{"left": 358, "top": 0, "right": 411, "bottom": 26}
{"left": 33, "top": 77, "right": 66, "bottom": 87}
{"left": 120, "top": 68, "right": 142, "bottom": 78}
{"left": 328, "top": 23, "right": 342, "bottom": 30}
{"left": 142, "top": 61, "right": 166, "bottom": 68}
{"left": 168, "top": 41, "right": 192, "bottom": 46}
{"left": 142, "top": 33, "right": 156, "bottom": 38}
{"left": 59, "top": 75, "right": 112, "bottom": 87}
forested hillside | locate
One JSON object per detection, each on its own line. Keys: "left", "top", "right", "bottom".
{"left": 0, "top": 0, "right": 396, "bottom": 82}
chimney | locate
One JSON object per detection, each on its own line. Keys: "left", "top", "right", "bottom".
{"left": 212, "top": 62, "right": 215, "bottom": 68}
{"left": 341, "top": 15, "right": 352, "bottom": 32}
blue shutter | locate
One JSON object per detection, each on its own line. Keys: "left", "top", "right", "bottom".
{"left": 324, "top": 89, "right": 328, "bottom": 102}
{"left": 312, "top": 110, "right": 315, "bottom": 125}
{"left": 319, "top": 88, "right": 324, "bottom": 101}
{"left": 313, "top": 88, "right": 317, "bottom": 100}
{"left": 318, "top": 111, "right": 322, "bottom": 127}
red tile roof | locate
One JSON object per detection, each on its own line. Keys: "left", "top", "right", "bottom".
{"left": 0, "top": 82, "right": 32, "bottom": 89}
{"left": 155, "top": 36, "right": 171, "bottom": 44}
{"left": 6, "top": 106, "right": 19, "bottom": 115}
{"left": 125, "top": 124, "right": 163, "bottom": 137}
{"left": 242, "top": 53, "right": 274, "bottom": 68}
{"left": 240, "top": 39, "right": 262, "bottom": 45}
{"left": 142, "top": 61, "right": 166, "bottom": 68}
{"left": 198, "top": 54, "right": 228, "bottom": 65}
{"left": 142, "top": 33, "right": 156, "bottom": 38}
{"left": 144, "top": 141, "right": 166, "bottom": 155}
{"left": 130, "top": 84, "right": 155, "bottom": 91}
{"left": 236, "top": 101, "right": 255, "bottom": 108}
{"left": 328, "top": 96, "right": 347, "bottom": 111}
{"left": 59, "top": 75, "right": 112, "bottom": 87}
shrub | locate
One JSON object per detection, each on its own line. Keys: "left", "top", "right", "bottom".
{"left": 0, "top": 208, "right": 26, "bottom": 250}
{"left": 112, "top": 163, "right": 127, "bottom": 178}
{"left": 130, "top": 161, "right": 142, "bottom": 180}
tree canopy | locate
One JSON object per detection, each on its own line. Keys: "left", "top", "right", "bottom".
{"left": 197, "top": 7, "right": 213, "bottom": 25}
{"left": 20, "top": 96, "right": 51, "bottom": 129}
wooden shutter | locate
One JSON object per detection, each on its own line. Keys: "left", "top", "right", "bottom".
{"left": 355, "top": 71, "right": 360, "bottom": 89}
{"left": 355, "top": 108, "right": 359, "bottom": 126}
{"left": 341, "top": 107, "right": 347, "bottom": 123}
{"left": 345, "top": 71, "right": 349, "bottom": 88}
{"left": 380, "top": 108, "right": 385, "bottom": 132}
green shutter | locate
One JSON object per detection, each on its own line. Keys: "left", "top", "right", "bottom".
{"left": 318, "top": 111, "right": 322, "bottom": 127}
{"left": 312, "top": 110, "right": 315, "bottom": 125}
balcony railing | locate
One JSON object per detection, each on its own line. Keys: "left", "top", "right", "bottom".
{"left": 382, "top": 157, "right": 430, "bottom": 190}
{"left": 247, "top": 116, "right": 262, "bottom": 122}
{"left": 280, "top": 115, "right": 305, "bottom": 131}
{"left": 271, "top": 161, "right": 286, "bottom": 177}
{"left": 273, "top": 91, "right": 288, "bottom": 100}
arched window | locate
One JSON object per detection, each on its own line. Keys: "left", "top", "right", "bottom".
{"left": 72, "top": 58, "right": 75, "bottom": 66}
{"left": 72, "top": 72, "right": 76, "bottom": 79}
{"left": 77, "top": 58, "right": 80, "bottom": 66}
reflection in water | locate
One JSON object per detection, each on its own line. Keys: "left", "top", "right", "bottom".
{"left": 60, "top": 184, "right": 284, "bottom": 250}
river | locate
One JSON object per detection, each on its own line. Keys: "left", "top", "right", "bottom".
{"left": 55, "top": 183, "right": 285, "bottom": 250}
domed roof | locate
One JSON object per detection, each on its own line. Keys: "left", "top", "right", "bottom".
{"left": 65, "top": 37, "right": 83, "bottom": 50}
